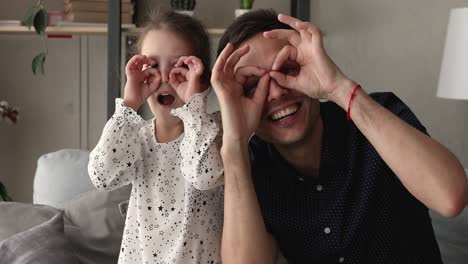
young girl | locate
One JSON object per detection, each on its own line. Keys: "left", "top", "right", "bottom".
{"left": 88, "top": 11, "right": 223, "bottom": 264}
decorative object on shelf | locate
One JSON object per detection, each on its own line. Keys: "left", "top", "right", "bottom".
{"left": 235, "top": 0, "right": 255, "bottom": 18}
{"left": 171, "top": 0, "right": 197, "bottom": 16}
{"left": 63, "top": 0, "right": 134, "bottom": 24}
{"left": 0, "top": 100, "right": 19, "bottom": 125}
{"left": 0, "top": 181, "right": 13, "bottom": 201}
{"left": 23, "top": 0, "right": 48, "bottom": 75}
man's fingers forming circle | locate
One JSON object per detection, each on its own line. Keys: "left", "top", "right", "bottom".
{"left": 263, "top": 29, "right": 301, "bottom": 47}
{"left": 234, "top": 66, "right": 266, "bottom": 84}
{"left": 269, "top": 70, "right": 299, "bottom": 91}
{"left": 272, "top": 45, "right": 298, "bottom": 71}
{"left": 212, "top": 43, "right": 234, "bottom": 81}
{"left": 223, "top": 45, "right": 250, "bottom": 79}
{"left": 251, "top": 73, "right": 270, "bottom": 106}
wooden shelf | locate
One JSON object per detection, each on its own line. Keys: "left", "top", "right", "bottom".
{"left": 0, "top": 25, "right": 108, "bottom": 35}
{"left": 125, "top": 27, "right": 225, "bottom": 36}
{"left": 0, "top": 25, "right": 225, "bottom": 36}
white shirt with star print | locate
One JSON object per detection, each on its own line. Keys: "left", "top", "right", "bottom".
{"left": 88, "top": 89, "right": 224, "bottom": 264}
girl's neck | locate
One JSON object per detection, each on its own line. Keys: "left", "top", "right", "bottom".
{"left": 154, "top": 118, "right": 184, "bottom": 143}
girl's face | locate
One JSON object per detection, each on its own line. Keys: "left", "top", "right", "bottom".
{"left": 140, "top": 28, "right": 192, "bottom": 122}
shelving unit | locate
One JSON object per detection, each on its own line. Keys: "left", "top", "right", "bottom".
{"left": 0, "top": 0, "right": 309, "bottom": 119}
{"left": 0, "top": 25, "right": 224, "bottom": 36}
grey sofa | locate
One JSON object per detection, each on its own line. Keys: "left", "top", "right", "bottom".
{"left": 0, "top": 149, "right": 467, "bottom": 263}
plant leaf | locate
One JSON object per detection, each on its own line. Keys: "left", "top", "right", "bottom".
{"left": 23, "top": 6, "right": 35, "bottom": 29}
{"left": 32, "top": 52, "right": 47, "bottom": 75}
{"left": 33, "top": 8, "right": 48, "bottom": 34}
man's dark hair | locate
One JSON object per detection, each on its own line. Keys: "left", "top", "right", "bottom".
{"left": 217, "top": 9, "right": 293, "bottom": 56}
{"left": 136, "top": 11, "right": 211, "bottom": 84}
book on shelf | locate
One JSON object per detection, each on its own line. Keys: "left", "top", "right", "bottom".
{"left": 65, "top": 11, "right": 133, "bottom": 24}
{"left": 0, "top": 20, "right": 22, "bottom": 26}
{"left": 64, "top": 1, "right": 134, "bottom": 13}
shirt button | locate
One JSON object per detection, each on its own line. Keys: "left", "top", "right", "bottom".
{"left": 324, "top": 227, "right": 331, "bottom": 234}
{"left": 316, "top": 184, "right": 323, "bottom": 191}
{"left": 298, "top": 177, "right": 305, "bottom": 181}
{"left": 339, "top": 257, "right": 345, "bottom": 263}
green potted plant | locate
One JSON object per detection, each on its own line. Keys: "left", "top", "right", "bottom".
{"left": 171, "top": 0, "right": 197, "bottom": 16}
{"left": 23, "top": 0, "right": 49, "bottom": 75}
{"left": 235, "top": 0, "right": 255, "bottom": 18}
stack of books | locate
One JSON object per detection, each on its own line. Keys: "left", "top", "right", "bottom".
{"left": 64, "top": 0, "right": 134, "bottom": 24}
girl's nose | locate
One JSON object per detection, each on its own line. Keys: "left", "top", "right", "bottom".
{"left": 160, "top": 68, "right": 170, "bottom": 83}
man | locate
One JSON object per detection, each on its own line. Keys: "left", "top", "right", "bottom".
{"left": 211, "top": 9, "right": 468, "bottom": 264}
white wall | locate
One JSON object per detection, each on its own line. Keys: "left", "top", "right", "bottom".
{"left": 310, "top": 0, "right": 468, "bottom": 167}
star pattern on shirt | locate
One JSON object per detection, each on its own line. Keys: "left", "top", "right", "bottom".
{"left": 89, "top": 93, "right": 224, "bottom": 264}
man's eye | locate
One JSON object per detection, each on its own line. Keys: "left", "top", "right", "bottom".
{"left": 280, "top": 65, "right": 300, "bottom": 76}
{"left": 244, "top": 81, "right": 258, "bottom": 98}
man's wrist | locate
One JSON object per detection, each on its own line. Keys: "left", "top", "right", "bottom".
{"left": 220, "top": 139, "right": 250, "bottom": 162}
{"left": 327, "top": 78, "right": 359, "bottom": 110}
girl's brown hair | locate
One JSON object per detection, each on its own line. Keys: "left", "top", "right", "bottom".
{"left": 136, "top": 11, "right": 211, "bottom": 84}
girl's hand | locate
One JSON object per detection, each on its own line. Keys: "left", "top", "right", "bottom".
{"left": 211, "top": 43, "right": 270, "bottom": 143}
{"left": 123, "top": 55, "right": 162, "bottom": 111}
{"left": 169, "top": 56, "right": 205, "bottom": 103}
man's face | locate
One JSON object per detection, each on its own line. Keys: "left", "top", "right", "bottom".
{"left": 234, "top": 34, "right": 320, "bottom": 146}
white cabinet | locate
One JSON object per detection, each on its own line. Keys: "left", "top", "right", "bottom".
{"left": 0, "top": 34, "right": 108, "bottom": 202}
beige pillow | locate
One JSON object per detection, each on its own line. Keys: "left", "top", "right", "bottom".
{"left": 0, "top": 202, "right": 60, "bottom": 242}
{"left": 0, "top": 213, "right": 80, "bottom": 264}
{"left": 62, "top": 184, "right": 131, "bottom": 264}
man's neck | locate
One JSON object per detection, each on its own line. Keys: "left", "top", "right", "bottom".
{"left": 275, "top": 117, "right": 324, "bottom": 178}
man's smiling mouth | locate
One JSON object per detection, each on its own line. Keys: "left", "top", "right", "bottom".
{"left": 269, "top": 103, "right": 301, "bottom": 121}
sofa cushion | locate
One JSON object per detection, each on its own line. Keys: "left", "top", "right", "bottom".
{"left": 0, "top": 202, "right": 60, "bottom": 242}
{"left": 0, "top": 212, "right": 80, "bottom": 264}
{"left": 430, "top": 207, "right": 468, "bottom": 264}
{"left": 63, "top": 184, "right": 131, "bottom": 264}
{"left": 34, "top": 149, "right": 95, "bottom": 208}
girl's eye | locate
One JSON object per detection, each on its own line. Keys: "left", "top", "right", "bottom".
{"left": 150, "top": 64, "right": 159, "bottom": 69}
{"left": 244, "top": 81, "right": 259, "bottom": 98}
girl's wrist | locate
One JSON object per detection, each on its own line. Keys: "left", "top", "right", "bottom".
{"left": 122, "top": 98, "right": 141, "bottom": 111}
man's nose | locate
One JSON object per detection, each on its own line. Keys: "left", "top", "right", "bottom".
{"left": 267, "top": 79, "right": 288, "bottom": 102}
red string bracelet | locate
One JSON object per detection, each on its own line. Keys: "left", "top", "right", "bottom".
{"left": 346, "top": 84, "right": 361, "bottom": 121}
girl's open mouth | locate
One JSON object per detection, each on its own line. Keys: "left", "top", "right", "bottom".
{"left": 158, "top": 94, "right": 175, "bottom": 106}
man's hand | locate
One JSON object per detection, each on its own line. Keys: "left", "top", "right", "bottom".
{"left": 264, "top": 14, "right": 354, "bottom": 104}
{"left": 123, "top": 55, "right": 162, "bottom": 111}
{"left": 169, "top": 56, "right": 205, "bottom": 103}
{"left": 211, "top": 43, "right": 270, "bottom": 143}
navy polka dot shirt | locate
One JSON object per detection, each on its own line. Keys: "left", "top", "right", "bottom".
{"left": 249, "top": 93, "right": 443, "bottom": 264}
